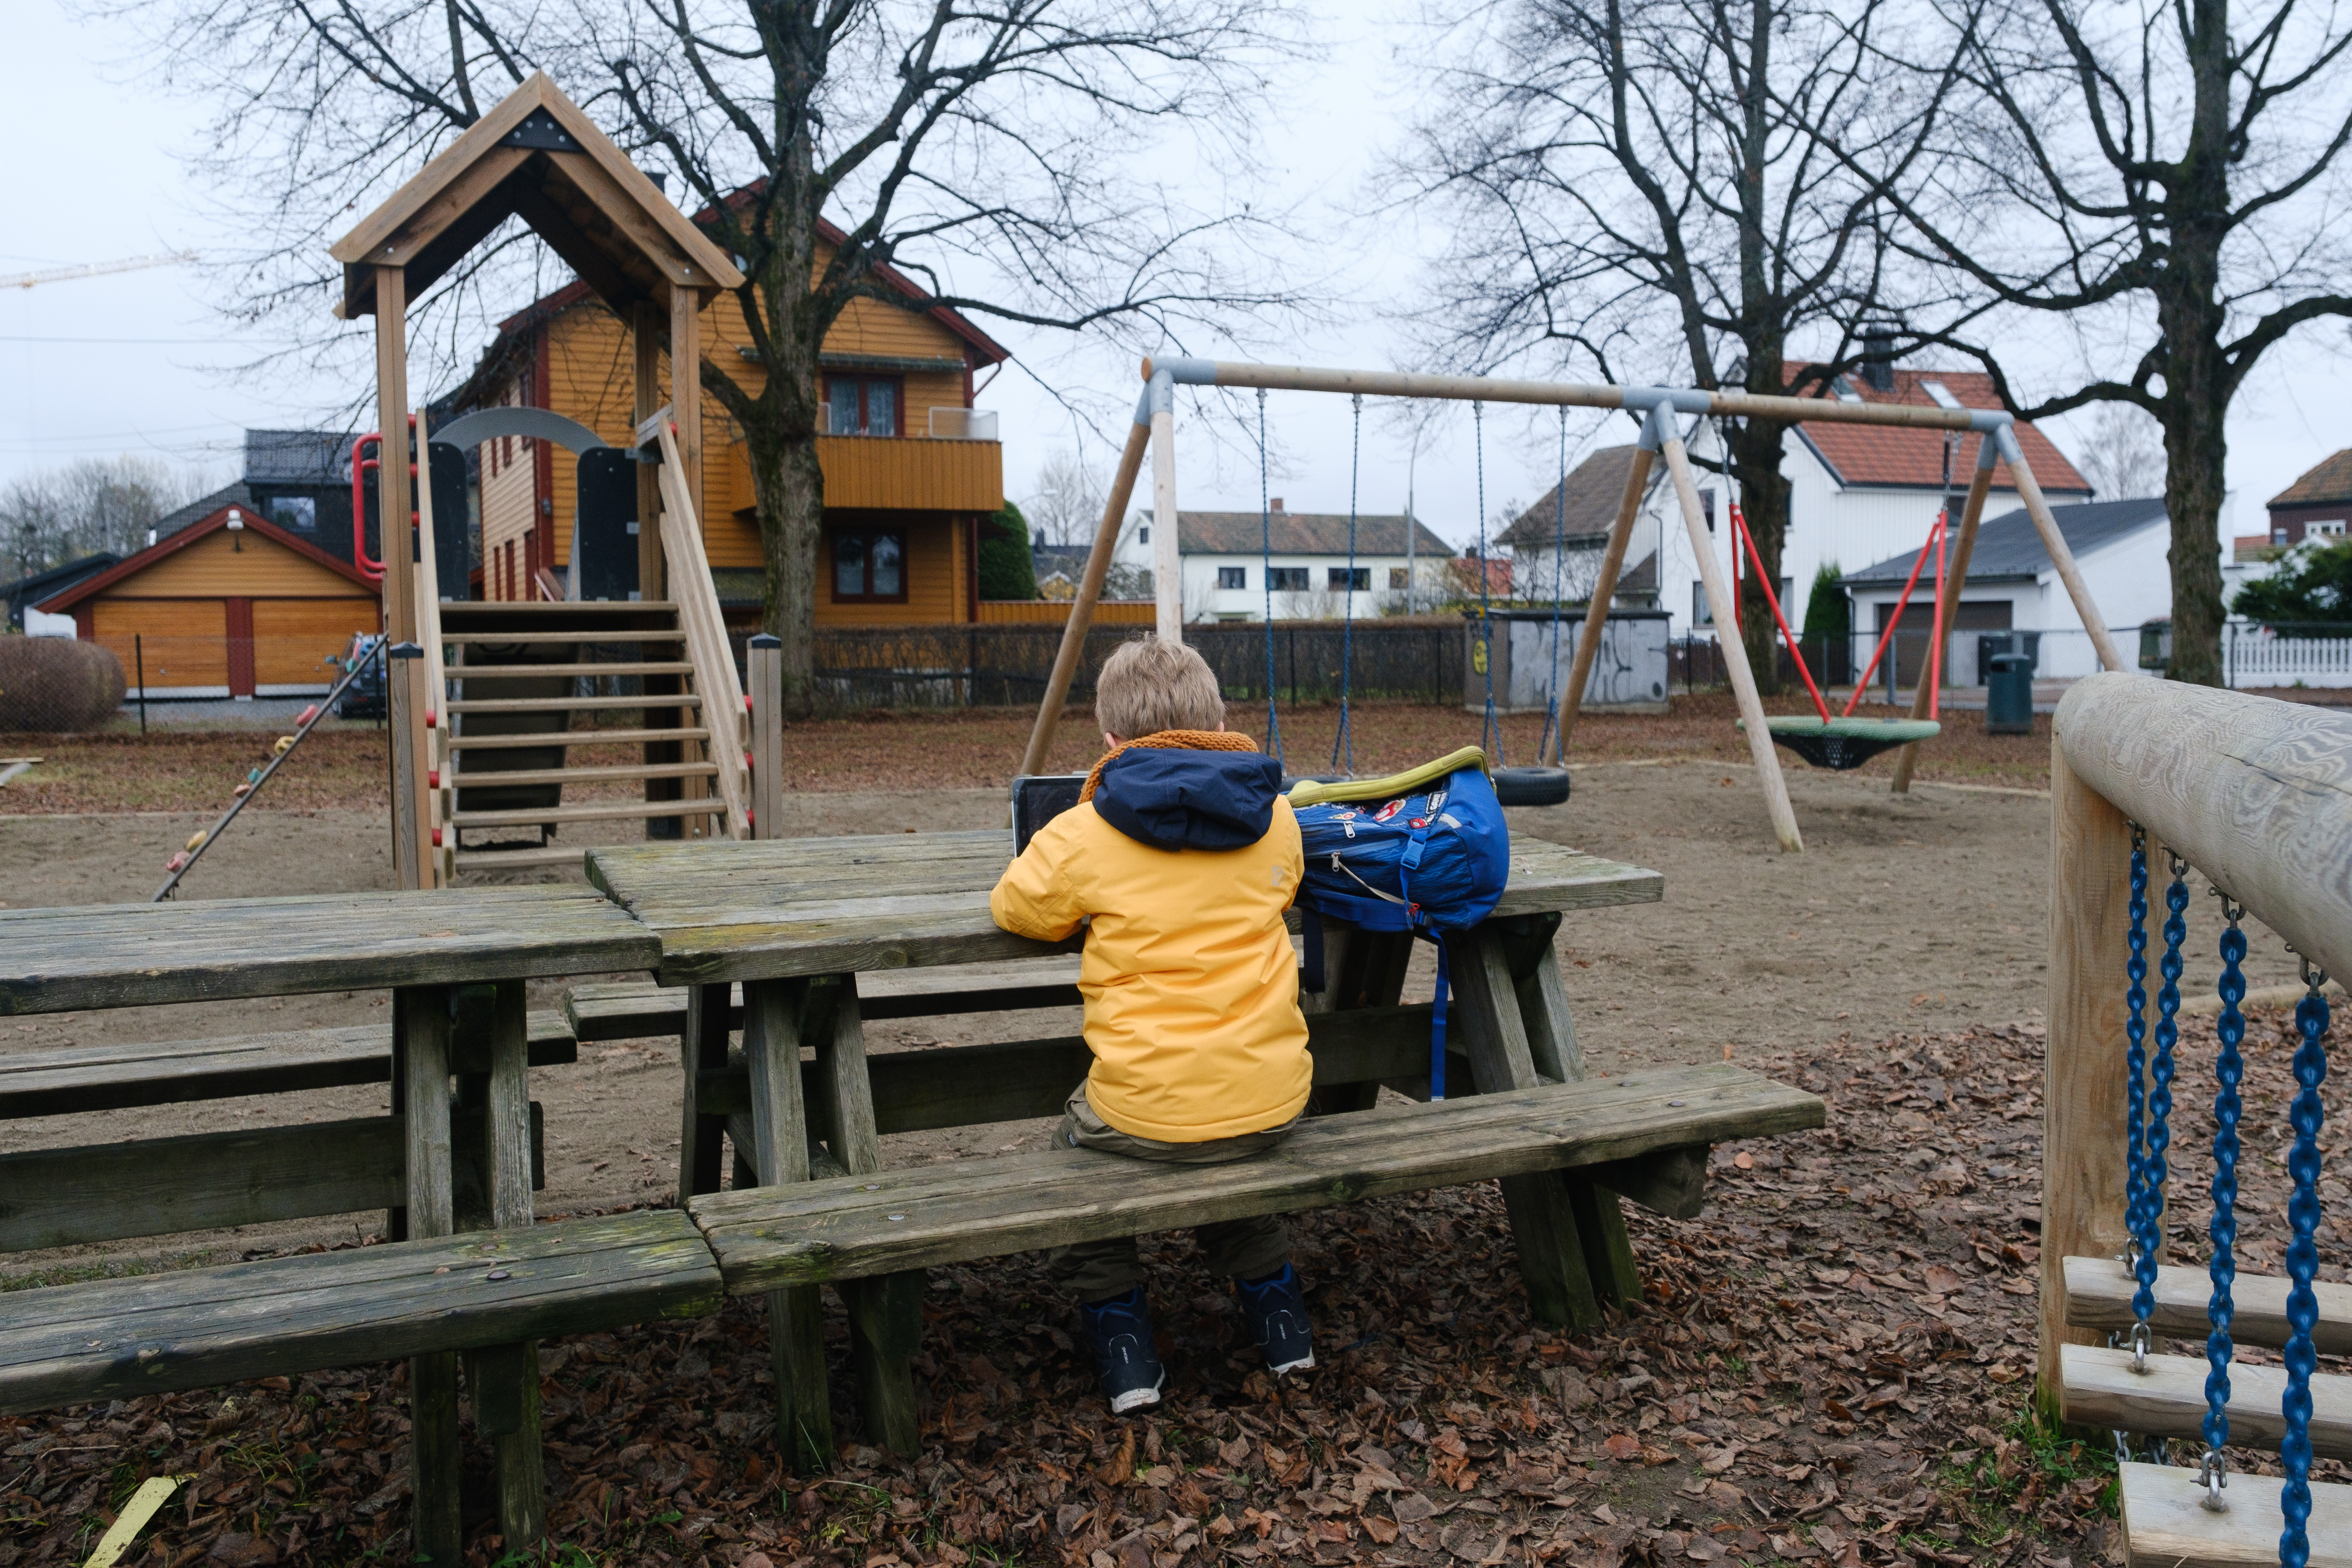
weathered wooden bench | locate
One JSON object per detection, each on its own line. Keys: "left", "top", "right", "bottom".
{"left": 0, "top": 1012, "right": 577, "bottom": 1252}
{"left": 585, "top": 828, "right": 1828, "bottom": 1472}
{"left": 564, "top": 959, "right": 1084, "bottom": 1043}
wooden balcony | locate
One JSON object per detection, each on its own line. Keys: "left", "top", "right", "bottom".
{"left": 816, "top": 435, "right": 1002, "bottom": 512}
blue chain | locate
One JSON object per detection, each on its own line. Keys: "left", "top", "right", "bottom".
{"left": 2124, "top": 828, "right": 2154, "bottom": 1337}
{"left": 1475, "top": 401, "right": 1501, "bottom": 765}
{"left": 1257, "top": 388, "right": 1282, "bottom": 766}
{"left": 2279, "top": 956, "right": 2331, "bottom": 1568}
{"left": 2202, "top": 891, "right": 2248, "bottom": 1485}
{"left": 2148, "top": 860, "right": 2187, "bottom": 1327}
{"left": 1332, "top": 394, "right": 1360, "bottom": 776}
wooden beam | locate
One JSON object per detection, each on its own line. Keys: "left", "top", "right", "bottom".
{"left": 375, "top": 267, "right": 413, "bottom": 644}
{"left": 1021, "top": 414, "right": 1153, "bottom": 775}
{"left": 2063, "top": 1254, "right": 2352, "bottom": 1355}
{"left": 2116, "top": 1459, "right": 2352, "bottom": 1568}
{"left": 2061, "top": 1343, "right": 2352, "bottom": 1459}
{"left": 1554, "top": 443, "right": 1655, "bottom": 760}
{"left": 1150, "top": 390, "right": 1181, "bottom": 643}
{"left": 1661, "top": 436, "right": 1802, "bottom": 852}
{"left": 2039, "top": 728, "right": 2134, "bottom": 1417}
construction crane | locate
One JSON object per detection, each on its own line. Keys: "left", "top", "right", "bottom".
{"left": 0, "top": 251, "right": 199, "bottom": 290}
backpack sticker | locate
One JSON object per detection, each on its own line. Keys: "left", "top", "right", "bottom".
{"left": 1374, "top": 799, "right": 1407, "bottom": 822}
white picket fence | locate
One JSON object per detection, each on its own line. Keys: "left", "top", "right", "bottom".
{"left": 2226, "top": 621, "right": 2352, "bottom": 690}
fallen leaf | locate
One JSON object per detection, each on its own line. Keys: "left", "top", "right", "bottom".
{"left": 1363, "top": 1515, "right": 1399, "bottom": 1544}
{"left": 1603, "top": 1433, "right": 1642, "bottom": 1461}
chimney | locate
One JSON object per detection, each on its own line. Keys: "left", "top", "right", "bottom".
{"left": 1270, "top": 498, "right": 1284, "bottom": 512}
{"left": 1859, "top": 325, "right": 1897, "bottom": 393}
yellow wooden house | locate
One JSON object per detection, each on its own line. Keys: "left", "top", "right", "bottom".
{"left": 464, "top": 219, "right": 1009, "bottom": 625}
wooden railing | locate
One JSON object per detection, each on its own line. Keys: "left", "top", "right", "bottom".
{"left": 652, "top": 412, "right": 751, "bottom": 840}
{"left": 414, "top": 422, "right": 453, "bottom": 884}
{"left": 2042, "top": 673, "right": 2351, "bottom": 1560}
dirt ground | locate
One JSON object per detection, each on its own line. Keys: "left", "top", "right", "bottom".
{"left": 0, "top": 703, "right": 2336, "bottom": 1567}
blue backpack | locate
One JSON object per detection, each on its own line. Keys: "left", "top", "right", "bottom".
{"left": 1289, "top": 747, "right": 1510, "bottom": 1097}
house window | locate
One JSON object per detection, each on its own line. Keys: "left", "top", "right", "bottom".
{"left": 1389, "top": 566, "right": 1409, "bottom": 589}
{"left": 1138, "top": 525, "right": 1149, "bottom": 544}
{"left": 832, "top": 528, "right": 907, "bottom": 601}
{"left": 1693, "top": 583, "right": 1712, "bottom": 626}
{"left": 1328, "top": 566, "right": 1370, "bottom": 591}
{"left": 269, "top": 496, "right": 316, "bottom": 532}
{"left": 826, "top": 376, "right": 900, "bottom": 437}
{"left": 2312, "top": 519, "right": 2346, "bottom": 538}
{"left": 1268, "top": 566, "right": 1309, "bottom": 591}
{"left": 1217, "top": 566, "right": 1247, "bottom": 590}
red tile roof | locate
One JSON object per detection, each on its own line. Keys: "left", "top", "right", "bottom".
{"left": 2269, "top": 448, "right": 2352, "bottom": 509}
{"left": 1789, "top": 366, "right": 2091, "bottom": 496}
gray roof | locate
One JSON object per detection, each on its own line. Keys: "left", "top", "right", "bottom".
{"left": 150, "top": 481, "right": 254, "bottom": 543}
{"left": 1495, "top": 445, "right": 1644, "bottom": 548}
{"left": 245, "top": 429, "right": 359, "bottom": 486}
{"left": 1176, "top": 510, "right": 1452, "bottom": 557}
{"left": 1841, "top": 497, "right": 2167, "bottom": 587}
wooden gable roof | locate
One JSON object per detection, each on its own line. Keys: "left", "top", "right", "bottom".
{"left": 330, "top": 73, "right": 744, "bottom": 319}
{"left": 34, "top": 504, "right": 374, "bottom": 613}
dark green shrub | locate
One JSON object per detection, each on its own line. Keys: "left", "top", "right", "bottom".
{"left": 978, "top": 502, "right": 1040, "bottom": 601}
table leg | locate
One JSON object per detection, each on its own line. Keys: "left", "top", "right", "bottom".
{"left": 743, "top": 979, "right": 833, "bottom": 1472}
{"left": 679, "top": 983, "right": 731, "bottom": 1202}
{"left": 483, "top": 980, "right": 547, "bottom": 1550}
{"left": 1515, "top": 942, "right": 1641, "bottom": 1307}
{"left": 398, "top": 984, "right": 462, "bottom": 1563}
{"left": 1443, "top": 927, "right": 1605, "bottom": 1331}
{"left": 1299, "top": 921, "right": 1393, "bottom": 1115}
{"left": 815, "top": 985, "right": 922, "bottom": 1457}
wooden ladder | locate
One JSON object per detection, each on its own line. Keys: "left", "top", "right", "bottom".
{"left": 2060, "top": 1253, "right": 2352, "bottom": 1566}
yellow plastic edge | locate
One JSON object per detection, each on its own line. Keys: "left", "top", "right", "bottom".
{"left": 1286, "top": 745, "right": 1491, "bottom": 806}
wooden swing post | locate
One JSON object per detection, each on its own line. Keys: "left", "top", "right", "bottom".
{"left": 1552, "top": 422, "right": 1660, "bottom": 761}
{"left": 1149, "top": 370, "right": 1183, "bottom": 644}
{"left": 1020, "top": 398, "right": 1155, "bottom": 777}
{"left": 1660, "top": 437, "right": 1803, "bottom": 852}
{"left": 1891, "top": 434, "right": 1997, "bottom": 793}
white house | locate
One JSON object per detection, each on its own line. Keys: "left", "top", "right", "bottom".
{"left": 1509, "top": 366, "right": 2098, "bottom": 645}
{"left": 1108, "top": 501, "right": 1454, "bottom": 621}
{"left": 1842, "top": 497, "right": 2171, "bottom": 681}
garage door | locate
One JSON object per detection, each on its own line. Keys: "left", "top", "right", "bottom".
{"left": 93, "top": 599, "right": 228, "bottom": 692}
{"left": 253, "top": 598, "right": 379, "bottom": 691}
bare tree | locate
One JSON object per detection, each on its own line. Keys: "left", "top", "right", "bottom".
{"left": 1399, "top": 0, "right": 1974, "bottom": 687}
{"left": 1870, "top": 0, "right": 2352, "bottom": 685}
{"left": 3, "top": 457, "right": 202, "bottom": 581}
{"left": 2073, "top": 403, "right": 2167, "bottom": 501}
{"left": 1025, "top": 448, "right": 1106, "bottom": 549}
{"left": 104, "top": 0, "right": 1313, "bottom": 713}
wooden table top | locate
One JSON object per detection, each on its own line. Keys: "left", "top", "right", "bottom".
{"left": 587, "top": 828, "right": 1662, "bottom": 987}
{"left": 0, "top": 886, "right": 660, "bottom": 1016}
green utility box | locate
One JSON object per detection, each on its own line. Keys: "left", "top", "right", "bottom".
{"left": 1986, "top": 653, "right": 2035, "bottom": 735}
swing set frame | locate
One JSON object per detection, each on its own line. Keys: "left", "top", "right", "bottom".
{"left": 1020, "top": 357, "right": 2129, "bottom": 853}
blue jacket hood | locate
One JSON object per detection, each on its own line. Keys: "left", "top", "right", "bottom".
{"left": 1092, "top": 746, "right": 1283, "bottom": 852}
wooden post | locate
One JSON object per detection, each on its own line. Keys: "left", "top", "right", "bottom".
{"left": 678, "top": 983, "right": 731, "bottom": 1200}
{"left": 387, "top": 643, "right": 425, "bottom": 890}
{"left": 482, "top": 979, "right": 546, "bottom": 1549}
{"left": 1444, "top": 924, "right": 1605, "bottom": 1329}
{"left": 749, "top": 635, "right": 784, "bottom": 836}
{"left": 2000, "top": 433, "right": 2127, "bottom": 673}
{"left": 1661, "top": 437, "right": 1804, "bottom": 852}
{"left": 1020, "top": 416, "right": 1154, "bottom": 776}
{"left": 633, "top": 301, "right": 666, "bottom": 602}
{"left": 1892, "top": 442, "right": 1997, "bottom": 793}
{"left": 375, "top": 266, "right": 413, "bottom": 645}
{"left": 400, "top": 985, "right": 462, "bottom": 1563}
{"left": 742, "top": 978, "right": 834, "bottom": 1472}
{"left": 1148, "top": 373, "right": 1182, "bottom": 643}
{"left": 670, "top": 286, "right": 705, "bottom": 545}
{"left": 1554, "top": 440, "right": 1657, "bottom": 760}
{"left": 2040, "top": 724, "right": 2134, "bottom": 1420}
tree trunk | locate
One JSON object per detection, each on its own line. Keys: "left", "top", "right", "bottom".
{"left": 1732, "top": 413, "right": 1793, "bottom": 696}
{"left": 2158, "top": 378, "right": 2228, "bottom": 688}
{"left": 748, "top": 425, "right": 823, "bottom": 717}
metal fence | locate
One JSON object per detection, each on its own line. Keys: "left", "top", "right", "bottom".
{"left": 809, "top": 621, "right": 1467, "bottom": 710}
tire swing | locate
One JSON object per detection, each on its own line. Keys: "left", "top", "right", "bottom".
{"left": 1472, "top": 400, "right": 1572, "bottom": 807}
{"left": 1731, "top": 495, "right": 1940, "bottom": 771}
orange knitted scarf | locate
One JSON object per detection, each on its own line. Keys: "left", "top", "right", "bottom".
{"left": 1078, "top": 729, "right": 1259, "bottom": 803}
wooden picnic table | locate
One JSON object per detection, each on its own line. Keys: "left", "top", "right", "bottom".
{"left": 586, "top": 827, "right": 1667, "bottom": 1467}
{"left": 0, "top": 886, "right": 660, "bottom": 1557}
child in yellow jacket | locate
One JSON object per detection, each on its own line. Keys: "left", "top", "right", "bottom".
{"left": 991, "top": 637, "right": 1314, "bottom": 1411}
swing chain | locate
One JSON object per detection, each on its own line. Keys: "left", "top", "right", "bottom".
{"left": 2123, "top": 824, "right": 2152, "bottom": 1309}
{"left": 2280, "top": 942, "right": 2332, "bottom": 1568}
{"left": 2137, "top": 857, "right": 2187, "bottom": 1337}
{"left": 2202, "top": 888, "right": 2247, "bottom": 1471}
{"left": 2128, "top": 1320, "right": 2152, "bottom": 1375}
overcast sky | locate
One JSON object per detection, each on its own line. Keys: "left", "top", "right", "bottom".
{"left": 6, "top": 0, "right": 2350, "bottom": 552}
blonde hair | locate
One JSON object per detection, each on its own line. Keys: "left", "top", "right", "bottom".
{"left": 1095, "top": 636, "right": 1224, "bottom": 739}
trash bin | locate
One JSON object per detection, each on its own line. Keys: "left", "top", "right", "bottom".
{"left": 1986, "top": 653, "right": 2034, "bottom": 735}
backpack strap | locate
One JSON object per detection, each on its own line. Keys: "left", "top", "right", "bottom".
{"left": 1430, "top": 936, "right": 1452, "bottom": 1101}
